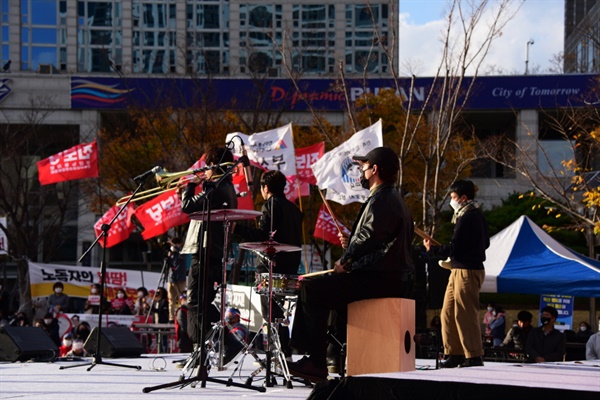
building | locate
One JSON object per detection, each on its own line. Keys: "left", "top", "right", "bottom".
{"left": 0, "top": 1, "right": 597, "bottom": 271}
{"left": 564, "top": 0, "right": 600, "bottom": 73}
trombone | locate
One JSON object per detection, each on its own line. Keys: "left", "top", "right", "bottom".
{"left": 116, "top": 162, "right": 234, "bottom": 205}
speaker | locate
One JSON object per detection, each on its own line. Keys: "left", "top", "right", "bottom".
{"left": 0, "top": 326, "right": 59, "bottom": 362}
{"left": 84, "top": 327, "right": 144, "bottom": 358}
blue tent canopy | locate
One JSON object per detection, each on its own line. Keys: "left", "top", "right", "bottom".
{"left": 482, "top": 215, "right": 600, "bottom": 297}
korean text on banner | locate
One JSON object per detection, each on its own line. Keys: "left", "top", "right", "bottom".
{"left": 37, "top": 141, "right": 99, "bottom": 185}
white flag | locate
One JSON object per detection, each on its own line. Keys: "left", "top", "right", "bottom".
{"left": 311, "top": 119, "right": 383, "bottom": 205}
{"left": 226, "top": 123, "right": 297, "bottom": 179}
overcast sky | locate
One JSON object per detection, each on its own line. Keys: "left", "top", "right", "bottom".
{"left": 398, "top": 0, "right": 564, "bottom": 76}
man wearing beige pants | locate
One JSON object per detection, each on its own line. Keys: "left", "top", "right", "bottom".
{"left": 424, "top": 180, "right": 489, "bottom": 368}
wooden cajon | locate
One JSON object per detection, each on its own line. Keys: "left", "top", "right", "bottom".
{"left": 346, "top": 297, "right": 415, "bottom": 375}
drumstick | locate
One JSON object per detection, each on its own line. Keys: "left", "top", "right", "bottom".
{"left": 414, "top": 225, "right": 441, "bottom": 246}
{"left": 317, "top": 188, "right": 344, "bottom": 235}
{"left": 300, "top": 269, "right": 334, "bottom": 278}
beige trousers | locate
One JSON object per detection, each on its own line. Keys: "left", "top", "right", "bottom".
{"left": 441, "top": 268, "right": 485, "bottom": 358}
{"left": 168, "top": 280, "right": 187, "bottom": 321}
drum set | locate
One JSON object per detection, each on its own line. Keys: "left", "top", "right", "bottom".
{"left": 182, "top": 207, "right": 306, "bottom": 389}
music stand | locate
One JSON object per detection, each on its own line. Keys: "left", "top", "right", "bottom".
{"left": 60, "top": 176, "right": 148, "bottom": 372}
{"left": 143, "top": 157, "right": 265, "bottom": 393}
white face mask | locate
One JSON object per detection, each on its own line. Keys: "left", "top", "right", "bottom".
{"left": 580, "top": 326, "right": 587, "bottom": 332}
{"left": 487, "top": 307, "right": 493, "bottom": 312}
{"left": 90, "top": 288, "right": 97, "bottom": 294}
{"left": 492, "top": 311, "right": 497, "bottom": 316}
{"left": 137, "top": 292, "right": 144, "bottom": 298}
{"left": 55, "top": 288, "right": 63, "bottom": 294}
{"left": 450, "top": 199, "right": 460, "bottom": 211}
{"left": 72, "top": 341, "right": 84, "bottom": 350}
{"left": 44, "top": 319, "right": 53, "bottom": 325}
{"left": 117, "top": 293, "right": 125, "bottom": 299}
{"left": 63, "top": 339, "right": 72, "bottom": 347}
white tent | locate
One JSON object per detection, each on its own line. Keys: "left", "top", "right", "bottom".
{"left": 482, "top": 215, "right": 600, "bottom": 297}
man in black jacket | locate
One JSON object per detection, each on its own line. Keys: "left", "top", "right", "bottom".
{"left": 425, "top": 179, "right": 489, "bottom": 368}
{"left": 526, "top": 305, "right": 566, "bottom": 363}
{"left": 288, "top": 146, "right": 414, "bottom": 382}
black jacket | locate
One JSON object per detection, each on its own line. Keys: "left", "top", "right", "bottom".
{"left": 340, "top": 183, "right": 414, "bottom": 274}
{"left": 526, "top": 326, "right": 566, "bottom": 362}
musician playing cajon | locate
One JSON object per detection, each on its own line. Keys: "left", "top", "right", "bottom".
{"left": 288, "top": 146, "right": 415, "bottom": 382}
{"left": 235, "top": 170, "right": 302, "bottom": 358}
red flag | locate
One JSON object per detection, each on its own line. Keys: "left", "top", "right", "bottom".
{"left": 94, "top": 203, "right": 136, "bottom": 248}
{"left": 295, "top": 142, "right": 324, "bottom": 185}
{"left": 135, "top": 189, "right": 190, "bottom": 240}
{"left": 37, "top": 141, "right": 99, "bottom": 185}
{"left": 313, "top": 204, "right": 350, "bottom": 246}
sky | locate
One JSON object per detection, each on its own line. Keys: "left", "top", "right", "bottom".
{"left": 398, "top": 0, "right": 564, "bottom": 76}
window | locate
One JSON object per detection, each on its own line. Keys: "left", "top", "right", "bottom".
{"left": 185, "top": 0, "right": 229, "bottom": 74}
{"left": 77, "top": 0, "right": 122, "bottom": 72}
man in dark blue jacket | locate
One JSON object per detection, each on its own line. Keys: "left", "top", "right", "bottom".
{"left": 288, "top": 146, "right": 414, "bottom": 382}
{"left": 425, "top": 179, "right": 489, "bottom": 368}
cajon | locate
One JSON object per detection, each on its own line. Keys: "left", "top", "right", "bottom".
{"left": 347, "top": 297, "right": 415, "bottom": 375}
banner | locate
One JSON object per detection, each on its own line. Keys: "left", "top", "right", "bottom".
{"left": 94, "top": 204, "right": 136, "bottom": 248}
{"left": 226, "top": 124, "right": 297, "bottom": 180}
{"left": 314, "top": 205, "right": 351, "bottom": 247}
{"left": 37, "top": 141, "right": 99, "bottom": 185}
{"left": 296, "top": 142, "right": 324, "bottom": 185}
{"left": 311, "top": 120, "right": 383, "bottom": 205}
{"left": 0, "top": 216, "right": 7, "bottom": 255}
{"left": 135, "top": 189, "right": 189, "bottom": 240}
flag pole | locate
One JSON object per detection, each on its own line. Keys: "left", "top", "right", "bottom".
{"left": 317, "top": 188, "right": 344, "bottom": 235}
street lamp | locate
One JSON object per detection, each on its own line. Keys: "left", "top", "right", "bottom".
{"left": 525, "top": 39, "right": 534, "bottom": 75}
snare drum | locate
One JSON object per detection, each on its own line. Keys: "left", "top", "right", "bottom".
{"left": 254, "top": 273, "right": 301, "bottom": 296}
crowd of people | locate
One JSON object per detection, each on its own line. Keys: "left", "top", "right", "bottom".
{"left": 0, "top": 145, "right": 598, "bottom": 383}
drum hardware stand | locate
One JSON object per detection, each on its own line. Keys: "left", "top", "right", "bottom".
{"left": 326, "top": 330, "right": 347, "bottom": 378}
{"left": 61, "top": 172, "right": 150, "bottom": 372}
{"left": 143, "top": 159, "right": 265, "bottom": 394}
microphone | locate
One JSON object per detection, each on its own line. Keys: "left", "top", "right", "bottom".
{"left": 239, "top": 139, "right": 254, "bottom": 192}
{"left": 237, "top": 191, "right": 248, "bottom": 198}
{"left": 133, "top": 166, "right": 162, "bottom": 183}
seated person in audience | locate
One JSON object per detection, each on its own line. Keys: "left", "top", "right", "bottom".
{"left": 59, "top": 333, "right": 73, "bottom": 357}
{"left": 489, "top": 305, "right": 506, "bottom": 347}
{"left": 84, "top": 284, "right": 104, "bottom": 314}
{"left": 223, "top": 308, "right": 249, "bottom": 365}
{"left": 10, "top": 311, "right": 30, "bottom": 327}
{"left": 501, "top": 310, "right": 533, "bottom": 352}
{"left": 586, "top": 330, "right": 600, "bottom": 360}
{"left": 575, "top": 321, "right": 593, "bottom": 343}
{"left": 66, "top": 336, "right": 88, "bottom": 357}
{"left": 109, "top": 288, "right": 134, "bottom": 315}
{"left": 134, "top": 287, "right": 152, "bottom": 316}
{"left": 75, "top": 321, "right": 92, "bottom": 343}
{"left": 38, "top": 312, "right": 61, "bottom": 347}
{"left": 48, "top": 281, "right": 70, "bottom": 314}
{"left": 526, "top": 306, "right": 566, "bottom": 363}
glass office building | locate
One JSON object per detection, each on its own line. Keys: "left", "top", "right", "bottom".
{"left": 1, "top": 0, "right": 396, "bottom": 76}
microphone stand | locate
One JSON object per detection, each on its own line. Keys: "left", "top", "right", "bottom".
{"left": 60, "top": 176, "right": 149, "bottom": 372}
{"left": 143, "top": 158, "right": 265, "bottom": 393}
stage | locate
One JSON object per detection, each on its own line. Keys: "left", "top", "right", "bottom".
{"left": 1, "top": 355, "right": 598, "bottom": 400}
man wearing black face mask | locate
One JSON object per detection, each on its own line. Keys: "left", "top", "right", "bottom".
{"left": 526, "top": 305, "right": 566, "bottom": 363}
{"left": 288, "top": 146, "right": 414, "bottom": 382}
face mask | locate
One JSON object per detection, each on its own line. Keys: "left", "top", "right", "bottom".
{"left": 540, "top": 317, "right": 551, "bottom": 326}
{"left": 72, "top": 341, "right": 84, "bottom": 350}
{"left": 492, "top": 311, "right": 497, "bottom": 316}
{"left": 513, "top": 324, "right": 518, "bottom": 328}
{"left": 55, "top": 288, "right": 63, "bottom": 294}
{"left": 487, "top": 307, "right": 493, "bottom": 312}
{"left": 90, "top": 288, "right": 97, "bottom": 294}
{"left": 450, "top": 199, "right": 460, "bottom": 211}
{"left": 63, "top": 339, "right": 72, "bottom": 347}
{"left": 580, "top": 326, "right": 587, "bottom": 332}
{"left": 44, "top": 319, "right": 52, "bottom": 325}
{"left": 117, "top": 293, "right": 124, "bottom": 299}
{"left": 138, "top": 292, "right": 144, "bottom": 297}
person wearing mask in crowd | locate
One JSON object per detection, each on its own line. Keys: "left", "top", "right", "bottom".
{"left": 175, "top": 293, "right": 192, "bottom": 353}
{"left": 84, "top": 283, "right": 103, "bottom": 314}
{"left": 10, "top": 311, "right": 30, "bottom": 327}
{"left": 48, "top": 281, "right": 70, "bottom": 314}
{"left": 526, "top": 305, "right": 566, "bottom": 363}
{"left": 134, "top": 287, "right": 152, "bottom": 317}
{"left": 575, "top": 321, "right": 593, "bottom": 343}
{"left": 425, "top": 179, "right": 490, "bottom": 368}
{"left": 75, "top": 321, "right": 91, "bottom": 343}
{"left": 70, "top": 314, "right": 80, "bottom": 336}
{"left": 288, "top": 147, "right": 414, "bottom": 382}
{"left": 235, "top": 169, "right": 303, "bottom": 360}
{"left": 489, "top": 306, "right": 506, "bottom": 347}
{"left": 152, "top": 287, "right": 170, "bottom": 353}
{"left": 166, "top": 237, "right": 187, "bottom": 323}
{"left": 501, "top": 310, "right": 533, "bottom": 352}
{"left": 109, "top": 288, "right": 134, "bottom": 315}
{"left": 38, "top": 312, "right": 61, "bottom": 347}
{"left": 66, "top": 336, "right": 88, "bottom": 357}
{"left": 586, "top": 328, "right": 600, "bottom": 360}
{"left": 222, "top": 307, "right": 250, "bottom": 365}
{"left": 59, "top": 333, "right": 73, "bottom": 357}
{"left": 482, "top": 302, "right": 495, "bottom": 338}
{"left": 180, "top": 146, "right": 237, "bottom": 346}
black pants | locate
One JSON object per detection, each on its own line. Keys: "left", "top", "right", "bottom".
{"left": 290, "top": 270, "right": 413, "bottom": 366}
{"left": 187, "top": 256, "right": 222, "bottom": 344}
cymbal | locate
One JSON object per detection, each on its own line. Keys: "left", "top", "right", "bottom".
{"left": 188, "top": 209, "right": 262, "bottom": 222}
{"left": 239, "top": 240, "right": 302, "bottom": 254}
